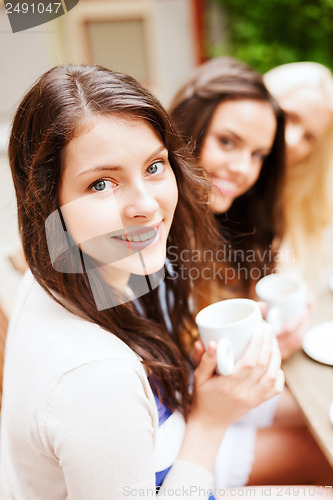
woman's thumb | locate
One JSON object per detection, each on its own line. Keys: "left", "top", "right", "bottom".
{"left": 194, "top": 341, "right": 217, "bottom": 386}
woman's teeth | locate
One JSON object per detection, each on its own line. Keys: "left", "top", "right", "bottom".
{"left": 116, "top": 229, "right": 156, "bottom": 242}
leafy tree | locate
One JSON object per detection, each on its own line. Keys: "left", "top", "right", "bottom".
{"left": 208, "top": 0, "right": 333, "bottom": 72}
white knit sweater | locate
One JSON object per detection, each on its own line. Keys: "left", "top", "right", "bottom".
{"left": 0, "top": 272, "right": 213, "bottom": 499}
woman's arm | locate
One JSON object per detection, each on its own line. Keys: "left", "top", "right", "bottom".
{"left": 44, "top": 357, "right": 214, "bottom": 500}
{"left": 45, "top": 358, "right": 159, "bottom": 499}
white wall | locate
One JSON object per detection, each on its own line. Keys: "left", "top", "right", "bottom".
{"left": 150, "top": 0, "right": 197, "bottom": 106}
{"left": 0, "top": 8, "right": 63, "bottom": 151}
{"left": 0, "top": 7, "right": 61, "bottom": 310}
{"left": 60, "top": 0, "right": 198, "bottom": 106}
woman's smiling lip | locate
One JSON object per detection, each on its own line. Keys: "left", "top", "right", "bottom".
{"left": 212, "top": 179, "right": 239, "bottom": 197}
{"left": 110, "top": 222, "right": 161, "bottom": 238}
{"left": 110, "top": 223, "right": 162, "bottom": 251}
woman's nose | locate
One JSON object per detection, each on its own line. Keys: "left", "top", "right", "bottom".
{"left": 285, "top": 124, "right": 302, "bottom": 148}
{"left": 228, "top": 151, "right": 252, "bottom": 174}
{"left": 285, "top": 125, "right": 309, "bottom": 164}
{"left": 122, "top": 183, "right": 159, "bottom": 220}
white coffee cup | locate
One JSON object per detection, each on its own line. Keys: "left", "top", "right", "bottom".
{"left": 255, "top": 273, "right": 307, "bottom": 334}
{"left": 195, "top": 298, "right": 263, "bottom": 376}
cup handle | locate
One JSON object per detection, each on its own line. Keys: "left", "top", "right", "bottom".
{"left": 216, "top": 338, "right": 234, "bottom": 376}
{"left": 266, "top": 306, "right": 282, "bottom": 335}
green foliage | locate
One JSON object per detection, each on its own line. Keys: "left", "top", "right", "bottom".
{"left": 209, "top": 0, "right": 333, "bottom": 72}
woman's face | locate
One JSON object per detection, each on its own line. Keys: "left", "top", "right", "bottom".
{"left": 279, "top": 87, "right": 332, "bottom": 166}
{"left": 58, "top": 115, "right": 178, "bottom": 285}
{"left": 199, "top": 99, "right": 277, "bottom": 213}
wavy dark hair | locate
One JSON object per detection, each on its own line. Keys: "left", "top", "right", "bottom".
{"left": 9, "top": 64, "right": 220, "bottom": 416}
{"left": 170, "top": 57, "right": 286, "bottom": 297}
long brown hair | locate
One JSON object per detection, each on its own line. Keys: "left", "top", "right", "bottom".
{"left": 170, "top": 57, "right": 286, "bottom": 297}
{"left": 9, "top": 65, "right": 219, "bottom": 416}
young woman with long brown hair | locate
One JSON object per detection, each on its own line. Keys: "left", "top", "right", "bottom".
{"left": 170, "top": 57, "right": 286, "bottom": 301}
{"left": 170, "top": 56, "right": 313, "bottom": 360}
{"left": 0, "top": 64, "right": 284, "bottom": 499}
{"left": 170, "top": 57, "right": 333, "bottom": 486}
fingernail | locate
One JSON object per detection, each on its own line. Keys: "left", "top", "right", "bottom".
{"left": 207, "top": 341, "right": 216, "bottom": 356}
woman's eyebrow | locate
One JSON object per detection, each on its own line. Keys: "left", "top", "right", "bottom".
{"left": 77, "top": 165, "right": 122, "bottom": 177}
{"left": 77, "top": 145, "right": 167, "bottom": 178}
{"left": 145, "top": 145, "right": 168, "bottom": 163}
{"left": 218, "top": 129, "right": 242, "bottom": 142}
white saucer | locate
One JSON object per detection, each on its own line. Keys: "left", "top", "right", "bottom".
{"left": 302, "top": 321, "right": 333, "bottom": 365}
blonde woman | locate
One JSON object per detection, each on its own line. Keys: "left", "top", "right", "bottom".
{"left": 264, "top": 62, "right": 333, "bottom": 283}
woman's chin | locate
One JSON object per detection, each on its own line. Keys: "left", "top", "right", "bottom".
{"left": 286, "top": 150, "right": 311, "bottom": 167}
{"left": 210, "top": 193, "right": 234, "bottom": 214}
{"left": 134, "top": 260, "right": 165, "bottom": 277}
{"left": 120, "top": 252, "right": 166, "bottom": 277}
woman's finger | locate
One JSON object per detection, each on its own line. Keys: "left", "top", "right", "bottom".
{"left": 191, "top": 340, "right": 205, "bottom": 367}
{"left": 242, "top": 323, "right": 275, "bottom": 384}
{"left": 256, "top": 323, "right": 274, "bottom": 370}
{"left": 232, "top": 327, "right": 264, "bottom": 383}
{"left": 193, "top": 341, "right": 217, "bottom": 387}
{"left": 258, "top": 301, "right": 268, "bottom": 319}
{"left": 262, "top": 337, "right": 283, "bottom": 395}
{"left": 274, "top": 369, "right": 285, "bottom": 394}
{"left": 236, "top": 323, "right": 265, "bottom": 375}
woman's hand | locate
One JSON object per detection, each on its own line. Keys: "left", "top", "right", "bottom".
{"left": 178, "top": 323, "right": 284, "bottom": 473}
{"left": 276, "top": 300, "right": 313, "bottom": 360}
{"left": 190, "top": 323, "right": 284, "bottom": 430}
{"left": 191, "top": 340, "right": 205, "bottom": 367}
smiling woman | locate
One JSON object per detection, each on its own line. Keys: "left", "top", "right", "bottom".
{"left": 199, "top": 99, "right": 277, "bottom": 213}
{"left": 170, "top": 57, "right": 286, "bottom": 298}
{"left": 59, "top": 115, "right": 177, "bottom": 283}
{"left": 0, "top": 64, "right": 287, "bottom": 500}
{"left": 264, "top": 62, "right": 333, "bottom": 271}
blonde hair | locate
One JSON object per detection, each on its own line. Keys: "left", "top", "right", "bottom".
{"left": 264, "top": 62, "right": 333, "bottom": 268}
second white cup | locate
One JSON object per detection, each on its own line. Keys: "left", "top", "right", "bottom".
{"left": 195, "top": 298, "right": 263, "bottom": 376}
{"left": 255, "top": 273, "right": 307, "bottom": 334}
